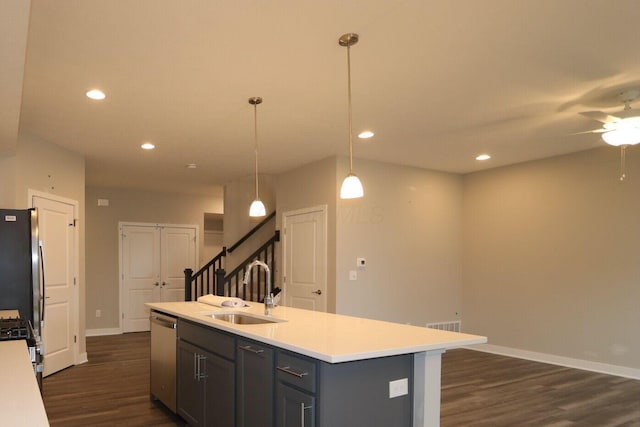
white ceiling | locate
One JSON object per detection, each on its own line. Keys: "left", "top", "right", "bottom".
{"left": 5, "top": 0, "right": 640, "bottom": 195}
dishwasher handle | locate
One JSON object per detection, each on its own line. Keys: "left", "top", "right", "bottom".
{"left": 151, "top": 313, "right": 177, "bottom": 329}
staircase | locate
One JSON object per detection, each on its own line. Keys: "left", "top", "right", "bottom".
{"left": 184, "top": 211, "right": 279, "bottom": 303}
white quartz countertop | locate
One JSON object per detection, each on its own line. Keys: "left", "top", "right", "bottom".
{"left": 0, "top": 340, "right": 49, "bottom": 426}
{"left": 146, "top": 298, "right": 487, "bottom": 363}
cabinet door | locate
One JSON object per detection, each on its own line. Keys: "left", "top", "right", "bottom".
{"left": 203, "top": 349, "right": 235, "bottom": 427}
{"left": 237, "top": 340, "right": 275, "bottom": 427}
{"left": 276, "top": 383, "right": 315, "bottom": 427}
{"left": 177, "top": 341, "right": 204, "bottom": 427}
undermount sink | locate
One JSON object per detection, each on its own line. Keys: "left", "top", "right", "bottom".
{"left": 208, "top": 312, "right": 284, "bottom": 325}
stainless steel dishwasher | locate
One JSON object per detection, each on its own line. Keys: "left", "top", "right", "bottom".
{"left": 150, "top": 311, "right": 177, "bottom": 413}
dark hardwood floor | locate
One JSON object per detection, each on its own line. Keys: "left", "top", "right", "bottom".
{"left": 441, "top": 349, "right": 640, "bottom": 427}
{"left": 43, "top": 332, "right": 184, "bottom": 427}
{"left": 42, "top": 333, "right": 640, "bottom": 426}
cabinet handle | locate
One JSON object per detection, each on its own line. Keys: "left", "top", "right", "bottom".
{"left": 196, "top": 354, "right": 207, "bottom": 380}
{"left": 193, "top": 353, "right": 198, "bottom": 380}
{"left": 276, "top": 366, "right": 308, "bottom": 378}
{"left": 301, "top": 402, "right": 312, "bottom": 427}
{"left": 239, "top": 345, "right": 264, "bottom": 354}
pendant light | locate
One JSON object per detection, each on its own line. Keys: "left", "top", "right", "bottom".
{"left": 339, "top": 33, "right": 364, "bottom": 199}
{"left": 248, "top": 97, "right": 266, "bottom": 217}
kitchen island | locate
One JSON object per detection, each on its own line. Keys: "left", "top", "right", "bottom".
{"left": 147, "top": 297, "right": 486, "bottom": 427}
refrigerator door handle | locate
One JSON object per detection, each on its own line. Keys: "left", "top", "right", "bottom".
{"left": 39, "top": 242, "right": 45, "bottom": 324}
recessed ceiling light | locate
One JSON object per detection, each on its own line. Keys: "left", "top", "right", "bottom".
{"left": 141, "top": 142, "right": 155, "bottom": 150}
{"left": 186, "top": 164, "right": 197, "bottom": 169}
{"left": 358, "top": 130, "right": 374, "bottom": 139}
{"left": 476, "top": 154, "right": 491, "bottom": 161}
{"left": 86, "top": 89, "right": 106, "bottom": 100}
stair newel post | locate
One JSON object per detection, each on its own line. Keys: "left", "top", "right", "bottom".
{"left": 215, "top": 268, "right": 226, "bottom": 296}
{"left": 184, "top": 268, "right": 193, "bottom": 301}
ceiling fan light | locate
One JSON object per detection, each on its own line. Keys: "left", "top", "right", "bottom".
{"left": 602, "top": 128, "right": 640, "bottom": 146}
{"left": 249, "top": 199, "right": 266, "bottom": 217}
{"left": 340, "top": 173, "right": 364, "bottom": 199}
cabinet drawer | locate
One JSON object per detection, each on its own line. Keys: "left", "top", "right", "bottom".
{"left": 178, "top": 319, "right": 235, "bottom": 360}
{"left": 276, "top": 350, "right": 317, "bottom": 393}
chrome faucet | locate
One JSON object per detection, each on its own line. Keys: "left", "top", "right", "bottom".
{"left": 243, "top": 260, "right": 274, "bottom": 316}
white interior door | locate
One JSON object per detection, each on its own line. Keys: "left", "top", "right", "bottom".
{"left": 121, "top": 223, "right": 197, "bottom": 332}
{"left": 160, "top": 226, "right": 196, "bottom": 302}
{"left": 33, "top": 195, "right": 77, "bottom": 377}
{"left": 283, "top": 206, "right": 327, "bottom": 312}
{"left": 121, "top": 225, "right": 161, "bottom": 332}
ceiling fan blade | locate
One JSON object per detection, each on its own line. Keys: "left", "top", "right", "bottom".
{"left": 572, "top": 128, "right": 607, "bottom": 135}
{"left": 579, "top": 110, "right": 620, "bottom": 124}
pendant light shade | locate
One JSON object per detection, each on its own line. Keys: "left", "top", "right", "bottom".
{"left": 248, "top": 97, "right": 266, "bottom": 217}
{"left": 340, "top": 173, "right": 364, "bottom": 199}
{"left": 339, "top": 33, "right": 364, "bottom": 200}
{"left": 249, "top": 199, "right": 266, "bottom": 217}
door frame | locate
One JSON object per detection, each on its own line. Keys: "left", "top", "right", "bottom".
{"left": 281, "top": 205, "right": 328, "bottom": 311}
{"left": 118, "top": 221, "right": 199, "bottom": 332}
{"left": 28, "top": 189, "right": 81, "bottom": 365}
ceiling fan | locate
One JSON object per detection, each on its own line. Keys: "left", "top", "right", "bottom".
{"left": 579, "top": 89, "right": 640, "bottom": 180}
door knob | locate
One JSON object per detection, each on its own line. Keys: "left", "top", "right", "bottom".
{"left": 161, "top": 282, "right": 167, "bottom": 287}
{"left": 312, "top": 289, "right": 322, "bottom": 295}
{"left": 154, "top": 282, "right": 159, "bottom": 287}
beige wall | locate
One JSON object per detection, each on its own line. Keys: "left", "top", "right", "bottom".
{"left": 336, "top": 157, "right": 463, "bottom": 325}
{"left": 276, "top": 156, "right": 337, "bottom": 311}
{"left": 85, "top": 186, "right": 222, "bottom": 330}
{"left": 9, "top": 132, "right": 86, "bottom": 355}
{"left": 0, "top": 154, "right": 17, "bottom": 206}
{"left": 462, "top": 146, "right": 640, "bottom": 369}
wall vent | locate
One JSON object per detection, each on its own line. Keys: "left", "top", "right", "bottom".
{"left": 426, "top": 320, "right": 461, "bottom": 333}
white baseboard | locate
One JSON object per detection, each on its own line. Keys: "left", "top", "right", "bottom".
{"left": 77, "top": 352, "right": 88, "bottom": 365}
{"left": 85, "top": 327, "right": 122, "bottom": 337}
{"left": 466, "top": 343, "right": 640, "bottom": 380}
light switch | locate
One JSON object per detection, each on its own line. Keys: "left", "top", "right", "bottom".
{"left": 357, "top": 257, "right": 366, "bottom": 268}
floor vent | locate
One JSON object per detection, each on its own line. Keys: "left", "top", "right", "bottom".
{"left": 426, "top": 320, "right": 461, "bottom": 333}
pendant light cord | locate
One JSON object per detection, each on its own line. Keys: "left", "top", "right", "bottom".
{"left": 347, "top": 41, "right": 354, "bottom": 174}
{"left": 254, "top": 102, "right": 260, "bottom": 199}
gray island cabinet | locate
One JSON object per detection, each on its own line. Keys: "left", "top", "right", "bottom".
{"left": 275, "top": 349, "right": 413, "bottom": 427}
{"left": 147, "top": 299, "right": 486, "bottom": 427}
{"left": 175, "top": 318, "right": 412, "bottom": 427}
{"left": 177, "top": 319, "right": 235, "bottom": 427}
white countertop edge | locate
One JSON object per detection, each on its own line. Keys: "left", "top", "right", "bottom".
{"left": 0, "top": 340, "right": 49, "bottom": 426}
{"left": 257, "top": 337, "right": 489, "bottom": 363}
{"left": 147, "top": 302, "right": 487, "bottom": 364}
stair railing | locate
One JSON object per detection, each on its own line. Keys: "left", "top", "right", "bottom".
{"left": 184, "top": 247, "right": 226, "bottom": 301}
{"left": 226, "top": 210, "right": 276, "bottom": 254}
{"left": 216, "top": 230, "right": 280, "bottom": 302}
{"left": 184, "top": 211, "right": 277, "bottom": 301}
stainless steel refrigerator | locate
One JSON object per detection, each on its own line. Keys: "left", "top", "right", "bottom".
{"left": 0, "top": 208, "right": 43, "bottom": 338}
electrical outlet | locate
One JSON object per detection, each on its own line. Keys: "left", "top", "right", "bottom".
{"left": 96, "top": 309, "right": 102, "bottom": 318}
{"left": 349, "top": 270, "right": 357, "bottom": 280}
{"left": 389, "top": 378, "right": 408, "bottom": 398}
